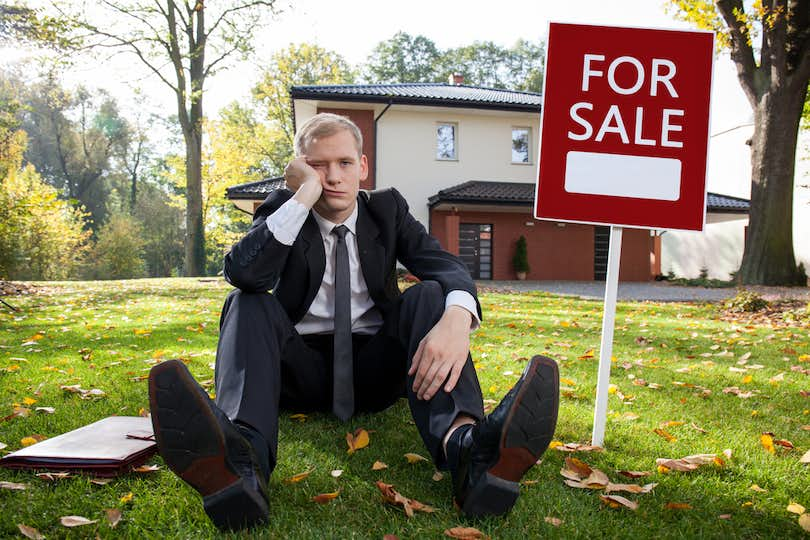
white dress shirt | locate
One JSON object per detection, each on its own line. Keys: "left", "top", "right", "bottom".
{"left": 266, "top": 197, "right": 480, "bottom": 335}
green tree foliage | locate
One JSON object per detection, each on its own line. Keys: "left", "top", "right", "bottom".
{"left": 668, "top": 0, "right": 810, "bottom": 285}
{"left": 56, "top": 0, "right": 279, "bottom": 276}
{"left": 253, "top": 43, "right": 356, "bottom": 155}
{"left": 363, "top": 32, "right": 545, "bottom": 91}
{"left": 19, "top": 76, "right": 129, "bottom": 229}
{"left": 0, "top": 132, "right": 90, "bottom": 280}
{"left": 364, "top": 31, "right": 441, "bottom": 83}
{"left": 0, "top": 3, "right": 75, "bottom": 48}
{"left": 132, "top": 180, "right": 185, "bottom": 277}
{"left": 88, "top": 213, "right": 147, "bottom": 279}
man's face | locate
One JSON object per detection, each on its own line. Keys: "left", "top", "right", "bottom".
{"left": 304, "top": 129, "right": 367, "bottom": 224}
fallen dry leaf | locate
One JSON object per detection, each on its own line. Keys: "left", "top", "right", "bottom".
{"left": 582, "top": 469, "right": 610, "bottom": 488}
{"left": 372, "top": 461, "right": 388, "bottom": 471}
{"left": 91, "top": 478, "right": 112, "bottom": 485}
{"left": 289, "top": 413, "right": 308, "bottom": 422}
{"left": 750, "top": 484, "right": 768, "bottom": 493}
{"left": 60, "top": 515, "right": 97, "bottom": 527}
{"left": 666, "top": 502, "right": 693, "bottom": 510}
{"left": 1, "top": 481, "right": 27, "bottom": 490}
{"left": 617, "top": 470, "right": 652, "bottom": 479}
{"left": 432, "top": 470, "right": 444, "bottom": 481}
{"left": 799, "top": 513, "right": 810, "bottom": 532}
{"left": 404, "top": 452, "right": 428, "bottom": 464}
{"left": 653, "top": 428, "right": 676, "bottom": 442}
{"left": 600, "top": 494, "right": 638, "bottom": 510}
{"left": 690, "top": 422, "right": 708, "bottom": 434}
{"left": 544, "top": 516, "right": 563, "bottom": 527}
{"left": 383, "top": 535, "right": 400, "bottom": 540}
{"left": 787, "top": 502, "right": 806, "bottom": 515}
{"left": 718, "top": 514, "right": 732, "bottom": 519}
{"left": 444, "top": 526, "right": 490, "bottom": 539}
{"left": 760, "top": 433, "right": 776, "bottom": 454}
{"left": 120, "top": 492, "right": 134, "bottom": 504}
{"left": 105, "top": 508, "right": 122, "bottom": 528}
{"left": 284, "top": 470, "right": 312, "bottom": 483}
{"left": 800, "top": 450, "right": 810, "bottom": 464}
{"left": 20, "top": 435, "right": 46, "bottom": 447}
{"left": 376, "top": 481, "right": 435, "bottom": 518}
{"left": 34, "top": 407, "right": 54, "bottom": 414}
{"left": 36, "top": 472, "right": 71, "bottom": 482}
{"left": 605, "top": 482, "right": 657, "bottom": 494}
{"left": 552, "top": 442, "right": 604, "bottom": 453}
{"left": 656, "top": 454, "right": 719, "bottom": 473}
{"left": 563, "top": 456, "right": 592, "bottom": 479}
{"left": 17, "top": 524, "right": 44, "bottom": 539}
{"left": 330, "top": 469, "right": 343, "bottom": 478}
{"left": 346, "top": 428, "right": 370, "bottom": 454}
{"left": 133, "top": 464, "right": 160, "bottom": 473}
{"left": 311, "top": 491, "right": 340, "bottom": 504}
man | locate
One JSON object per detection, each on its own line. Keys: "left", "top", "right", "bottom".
{"left": 148, "top": 113, "right": 559, "bottom": 531}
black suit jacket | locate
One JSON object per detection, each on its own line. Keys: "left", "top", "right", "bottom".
{"left": 223, "top": 187, "right": 481, "bottom": 324}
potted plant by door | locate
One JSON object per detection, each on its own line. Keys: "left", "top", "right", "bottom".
{"left": 512, "top": 235, "right": 530, "bottom": 280}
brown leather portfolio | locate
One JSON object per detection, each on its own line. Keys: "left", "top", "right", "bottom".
{"left": 0, "top": 416, "right": 157, "bottom": 477}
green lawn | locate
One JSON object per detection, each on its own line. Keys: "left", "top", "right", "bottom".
{"left": 0, "top": 278, "right": 808, "bottom": 539}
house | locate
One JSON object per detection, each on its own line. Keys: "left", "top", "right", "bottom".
{"left": 226, "top": 80, "right": 750, "bottom": 281}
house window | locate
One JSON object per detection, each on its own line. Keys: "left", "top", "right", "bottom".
{"left": 436, "top": 123, "right": 457, "bottom": 160}
{"left": 511, "top": 127, "right": 530, "bottom": 164}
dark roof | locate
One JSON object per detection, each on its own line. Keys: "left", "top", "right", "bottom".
{"left": 226, "top": 178, "right": 750, "bottom": 214}
{"left": 427, "top": 181, "right": 750, "bottom": 213}
{"left": 291, "top": 83, "right": 543, "bottom": 113}
{"left": 225, "top": 177, "right": 285, "bottom": 200}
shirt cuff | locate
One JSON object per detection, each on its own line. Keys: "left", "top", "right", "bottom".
{"left": 445, "top": 290, "right": 481, "bottom": 331}
{"left": 265, "top": 198, "right": 309, "bottom": 246}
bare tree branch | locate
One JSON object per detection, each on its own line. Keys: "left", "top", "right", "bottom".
{"left": 204, "top": 1, "right": 275, "bottom": 40}
{"left": 202, "top": 42, "right": 241, "bottom": 79}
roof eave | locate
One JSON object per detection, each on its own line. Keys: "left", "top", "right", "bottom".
{"left": 291, "top": 91, "right": 542, "bottom": 113}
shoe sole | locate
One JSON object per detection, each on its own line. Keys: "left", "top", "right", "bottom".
{"left": 462, "top": 355, "right": 559, "bottom": 517}
{"left": 148, "top": 360, "right": 268, "bottom": 530}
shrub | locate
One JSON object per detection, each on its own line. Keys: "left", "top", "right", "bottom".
{"left": 89, "top": 213, "right": 146, "bottom": 279}
{"left": 0, "top": 160, "right": 91, "bottom": 280}
{"left": 512, "top": 235, "right": 530, "bottom": 273}
{"left": 724, "top": 290, "right": 769, "bottom": 312}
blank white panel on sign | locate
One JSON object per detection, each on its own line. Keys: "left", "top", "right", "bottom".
{"left": 564, "top": 151, "right": 682, "bottom": 201}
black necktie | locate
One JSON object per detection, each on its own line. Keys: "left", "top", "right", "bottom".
{"left": 331, "top": 225, "right": 353, "bottom": 421}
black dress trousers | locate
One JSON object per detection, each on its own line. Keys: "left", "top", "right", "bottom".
{"left": 213, "top": 280, "right": 484, "bottom": 473}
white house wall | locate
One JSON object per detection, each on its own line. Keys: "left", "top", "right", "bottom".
{"left": 375, "top": 107, "right": 540, "bottom": 227}
{"left": 664, "top": 128, "right": 809, "bottom": 279}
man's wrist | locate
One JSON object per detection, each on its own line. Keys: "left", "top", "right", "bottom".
{"left": 292, "top": 180, "right": 321, "bottom": 209}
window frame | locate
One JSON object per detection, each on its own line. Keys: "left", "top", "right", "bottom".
{"left": 511, "top": 126, "right": 532, "bottom": 165}
{"left": 436, "top": 122, "right": 458, "bottom": 161}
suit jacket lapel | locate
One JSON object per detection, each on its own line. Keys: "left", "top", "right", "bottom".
{"left": 356, "top": 198, "right": 385, "bottom": 303}
{"left": 301, "top": 213, "right": 325, "bottom": 316}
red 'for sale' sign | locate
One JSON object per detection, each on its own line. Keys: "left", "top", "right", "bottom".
{"left": 535, "top": 23, "right": 714, "bottom": 231}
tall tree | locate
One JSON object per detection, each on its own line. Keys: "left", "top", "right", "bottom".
{"left": 363, "top": 32, "right": 545, "bottom": 92}
{"left": 363, "top": 32, "right": 441, "bottom": 83}
{"left": 440, "top": 39, "right": 545, "bottom": 91}
{"left": 20, "top": 77, "right": 127, "bottom": 228}
{"left": 57, "top": 0, "right": 277, "bottom": 276}
{"left": 669, "top": 0, "right": 810, "bottom": 284}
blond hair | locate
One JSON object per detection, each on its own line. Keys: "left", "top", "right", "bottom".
{"left": 294, "top": 113, "right": 363, "bottom": 157}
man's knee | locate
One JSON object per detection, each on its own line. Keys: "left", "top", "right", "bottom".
{"left": 402, "top": 280, "right": 443, "bottom": 302}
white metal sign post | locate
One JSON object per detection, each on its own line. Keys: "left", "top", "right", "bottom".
{"left": 534, "top": 23, "right": 714, "bottom": 447}
{"left": 591, "top": 226, "right": 622, "bottom": 447}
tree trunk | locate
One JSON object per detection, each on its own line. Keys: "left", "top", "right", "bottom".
{"left": 739, "top": 86, "right": 805, "bottom": 285}
{"left": 184, "top": 126, "right": 205, "bottom": 276}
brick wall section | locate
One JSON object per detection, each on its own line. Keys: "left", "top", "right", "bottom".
{"left": 431, "top": 208, "right": 653, "bottom": 281}
{"left": 317, "top": 107, "right": 376, "bottom": 190}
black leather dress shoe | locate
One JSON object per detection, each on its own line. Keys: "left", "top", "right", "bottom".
{"left": 451, "top": 355, "right": 559, "bottom": 517}
{"left": 148, "top": 359, "right": 269, "bottom": 531}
